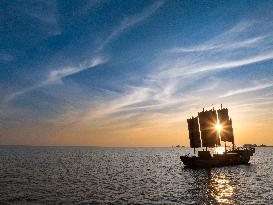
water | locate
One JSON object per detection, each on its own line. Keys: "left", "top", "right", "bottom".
{"left": 0, "top": 146, "right": 272, "bottom": 204}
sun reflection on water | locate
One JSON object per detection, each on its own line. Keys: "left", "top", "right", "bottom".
{"left": 187, "top": 169, "right": 238, "bottom": 204}
{"left": 210, "top": 174, "right": 235, "bottom": 204}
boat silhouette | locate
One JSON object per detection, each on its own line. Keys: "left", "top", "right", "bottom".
{"left": 180, "top": 104, "right": 255, "bottom": 167}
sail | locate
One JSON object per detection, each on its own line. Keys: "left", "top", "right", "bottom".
{"left": 198, "top": 109, "right": 220, "bottom": 147}
{"left": 187, "top": 116, "right": 201, "bottom": 148}
{"left": 217, "top": 108, "right": 234, "bottom": 143}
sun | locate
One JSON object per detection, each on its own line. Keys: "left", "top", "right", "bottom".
{"left": 215, "top": 123, "right": 222, "bottom": 132}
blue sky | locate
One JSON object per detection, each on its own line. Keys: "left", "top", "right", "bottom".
{"left": 1, "top": 0, "right": 273, "bottom": 146}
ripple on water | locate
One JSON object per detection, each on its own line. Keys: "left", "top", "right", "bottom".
{"left": 0, "top": 146, "right": 272, "bottom": 204}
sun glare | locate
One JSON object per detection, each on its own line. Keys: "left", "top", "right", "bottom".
{"left": 215, "top": 123, "right": 222, "bottom": 132}
{"left": 215, "top": 146, "right": 225, "bottom": 154}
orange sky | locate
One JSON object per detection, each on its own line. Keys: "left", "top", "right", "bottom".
{"left": 1, "top": 103, "right": 272, "bottom": 147}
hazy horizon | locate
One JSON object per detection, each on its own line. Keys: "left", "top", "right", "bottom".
{"left": 1, "top": 1, "right": 273, "bottom": 146}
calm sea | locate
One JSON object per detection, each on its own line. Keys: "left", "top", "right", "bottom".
{"left": 0, "top": 146, "right": 272, "bottom": 204}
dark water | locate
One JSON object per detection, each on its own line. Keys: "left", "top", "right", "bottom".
{"left": 0, "top": 146, "right": 272, "bottom": 204}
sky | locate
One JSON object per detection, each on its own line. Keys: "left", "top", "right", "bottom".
{"left": 0, "top": 0, "right": 273, "bottom": 146}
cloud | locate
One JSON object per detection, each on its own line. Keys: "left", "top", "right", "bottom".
{"left": 7, "top": 17, "right": 273, "bottom": 136}
{"left": 220, "top": 82, "right": 273, "bottom": 98}
{"left": 156, "top": 50, "right": 273, "bottom": 80}
{"left": 157, "top": 20, "right": 273, "bottom": 79}
{"left": 98, "top": 0, "right": 165, "bottom": 51}
{"left": 42, "top": 56, "right": 106, "bottom": 85}
{"left": 169, "top": 21, "right": 262, "bottom": 53}
{"left": 83, "top": 20, "right": 273, "bottom": 125}
{"left": 4, "top": 1, "right": 164, "bottom": 103}
{"left": 169, "top": 36, "right": 265, "bottom": 53}
{"left": 76, "top": 77, "right": 199, "bottom": 127}
{"left": 5, "top": 56, "right": 107, "bottom": 102}
{"left": 187, "top": 51, "right": 273, "bottom": 75}
{"left": 5, "top": 87, "right": 38, "bottom": 103}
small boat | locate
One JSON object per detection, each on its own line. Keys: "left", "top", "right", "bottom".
{"left": 180, "top": 105, "right": 255, "bottom": 168}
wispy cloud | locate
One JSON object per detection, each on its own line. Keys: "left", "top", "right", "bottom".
{"left": 156, "top": 50, "right": 273, "bottom": 80}
{"left": 98, "top": 0, "right": 165, "bottom": 51}
{"left": 187, "top": 51, "right": 273, "bottom": 74}
{"left": 5, "top": 1, "right": 164, "bottom": 103}
{"left": 169, "top": 36, "right": 265, "bottom": 53}
{"left": 8, "top": 18, "right": 273, "bottom": 134}
{"left": 6, "top": 56, "right": 107, "bottom": 102}
{"left": 157, "top": 20, "right": 273, "bottom": 79}
{"left": 82, "top": 20, "right": 273, "bottom": 125}
{"left": 220, "top": 82, "right": 273, "bottom": 98}
{"left": 42, "top": 57, "right": 106, "bottom": 85}
{"left": 169, "top": 21, "right": 263, "bottom": 53}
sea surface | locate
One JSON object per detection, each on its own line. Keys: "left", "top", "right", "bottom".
{"left": 0, "top": 146, "right": 272, "bottom": 204}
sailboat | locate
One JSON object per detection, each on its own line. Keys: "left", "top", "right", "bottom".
{"left": 180, "top": 105, "right": 255, "bottom": 167}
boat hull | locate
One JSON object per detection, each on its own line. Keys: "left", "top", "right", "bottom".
{"left": 180, "top": 149, "right": 254, "bottom": 168}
